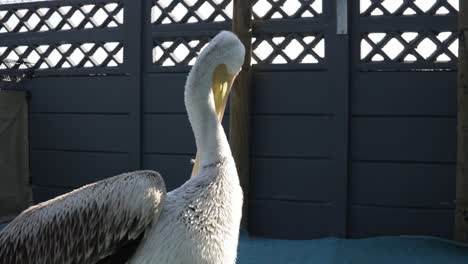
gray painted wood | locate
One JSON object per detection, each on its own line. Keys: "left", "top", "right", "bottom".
{"left": 249, "top": 200, "right": 340, "bottom": 239}
{"left": 251, "top": 116, "right": 334, "bottom": 158}
{"left": 251, "top": 158, "right": 340, "bottom": 201}
{"left": 349, "top": 206, "right": 454, "bottom": 239}
{"left": 350, "top": 162, "right": 455, "bottom": 208}
{"left": 31, "top": 150, "right": 131, "bottom": 188}
{"left": 30, "top": 114, "right": 131, "bottom": 152}
{"left": 143, "top": 114, "right": 195, "bottom": 154}
{"left": 143, "top": 154, "right": 192, "bottom": 191}
{"left": 352, "top": 72, "right": 456, "bottom": 116}
{"left": 27, "top": 77, "right": 132, "bottom": 113}
{"left": 351, "top": 117, "right": 456, "bottom": 163}
{"left": 143, "top": 114, "right": 229, "bottom": 154}
{"left": 144, "top": 73, "right": 231, "bottom": 114}
{"left": 144, "top": 74, "right": 187, "bottom": 114}
{"left": 252, "top": 72, "right": 332, "bottom": 114}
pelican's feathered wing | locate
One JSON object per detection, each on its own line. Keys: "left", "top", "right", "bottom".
{"left": 0, "top": 170, "right": 166, "bottom": 264}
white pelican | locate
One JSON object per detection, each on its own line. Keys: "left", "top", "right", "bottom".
{"left": 0, "top": 31, "right": 245, "bottom": 264}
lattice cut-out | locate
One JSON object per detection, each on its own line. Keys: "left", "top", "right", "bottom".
{"left": 361, "top": 31, "right": 458, "bottom": 63}
{"left": 360, "top": 0, "right": 458, "bottom": 16}
{"left": 0, "top": 42, "right": 123, "bottom": 69}
{"left": 0, "top": 1, "right": 123, "bottom": 34}
{"left": 252, "top": 33, "right": 325, "bottom": 64}
{"left": 153, "top": 37, "right": 211, "bottom": 66}
{"left": 253, "top": 0, "right": 322, "bottom": 20}
{"left": 151, "top": 0, "right": 232, "bottom": 24}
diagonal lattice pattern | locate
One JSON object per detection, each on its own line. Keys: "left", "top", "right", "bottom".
{"left": 151, "top": 0, "right": 232, "bottom": 24}
{"left": 0, "top": 0, "right": 123, "bottom": 34}
{"left": 360, "top": 0, "right": 458, "bottom": 16}
{"left": 153, "top": 37, "right": 211, "bottom": 66}
{"left": 253, "top": 0, "right": 322, "bottom": 20}
{"left": 252, "top": 33, "right": 325, "bottom": 64}
{"left": 361, "top": 31, "right": 458, "bottom": 63}
{"left": 0, "top": 42, "right": 124, "bottom": 69}
{"left": 153, "top": 33, "right": 325, "bottom": 67}
{"left": 0, "top": 58, "right": 32, "bottom": 70}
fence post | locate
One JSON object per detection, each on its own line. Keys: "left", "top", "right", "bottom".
{"left": 231, "top": 0, "right": 253, "bottom": 227}
{"left": 123, "top": 0, "right": 145, "bottom": 170}
{"left": 455, "top": 0, "right": 468, "bottom": 242}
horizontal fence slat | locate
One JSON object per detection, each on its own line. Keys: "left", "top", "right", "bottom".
{"left": 350, "top": 162, "right": 455, "bottom": 208}
{"left": 27, "top": 76, "right": 131, "bottom": 113}
{"left": 352, "top": 71, "right": 456, "bottom": 116}
{"left": 358, "top": 16, "right": 457, "bottom": 32}
{"left": 144, "top": 73, "right": 232, "bottom": 114}
{"left": 31, "top": 150, "right": 131, "bottom": 188}
{"left": 0, "top": 0, "right": 119, "bottom": 9}
{"left": 358, "top": 63, "right": 457, "bottom": 71}
{"left": 349, "top": 205, "right": 454, "bottom": 238}
{"left": 253, "top": 18, "right": 327, "bottom": 34}
{"left": 253, "top": 71, "right": 333, "bottom": 114}
{"left": 351, "top": 117, "right": 456, "bottom": 163}
{"left": 252, "top": 115, "right": 334, "bottom": 158}
{"left": 143, "top": 114, "right": 229, "bottom": 154}
{"left": 252, "top": 64, "right": 328, "bottom": 72}
{"left": 0, "top": 28, "right": 123, "bottom": 45}
{"left": 151, "top": 22, "right": 231, "bottom": 36}
{"left": 143, "top": 154, "right": 192, "bottom": 191}
{"left": 30, "top": 114, "right": 131, "bottom": 152}
{"left": 249, "top": 199, "right": 339, "bottom": 239}
{"left": 251, "top": 158, "right": 340, "bottom": 201}
{"left": 144, "top": 73, "right": 187, "bottom": 114}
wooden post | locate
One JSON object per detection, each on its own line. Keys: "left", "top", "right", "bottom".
{"left": 231, "top": 0, "right": 252, "bottom": 227}
{"left": 455, "top": 0, "right": 468, "bottom": 242}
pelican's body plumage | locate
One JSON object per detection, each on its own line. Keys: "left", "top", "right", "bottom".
{"left": 131, "top": 156, "right": 242, "bottom": 263}
{"left": 0, "top": 31, "right": 245, "bottom": 264}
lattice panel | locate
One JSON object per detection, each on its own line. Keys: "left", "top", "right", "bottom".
{"left": 0, "top": 42, "right": 123, "bottom": 69}
{"left": 0, "top": 1, "right": 123, "bottom": 33}
{"left": 153, "top": 37, "right": 211, "bottom": 66}
{"left": 252, "top": 33, "right": 325, "bottom": 64}
{"left": 361, "top": 31, "right": 458, "bottom": 63}
{"left": 151, "top": 0, "right": 232, "bottom": 24}
{"left": 253, "top": 0, "right": 322, "bottom": 20}
{"left": 361, "top": 0, "right": 458, "bottom": 16}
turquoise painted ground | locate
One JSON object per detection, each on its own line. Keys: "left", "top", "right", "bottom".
{"left": 237, "top": 232, "right": 468, "bottom": 264}
{"left": 2, "top": 224, "right": 467, "bottom": 263}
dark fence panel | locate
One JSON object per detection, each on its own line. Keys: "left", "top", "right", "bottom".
{"left": 248, "top": 0, "right": 350, "bottom": 239}
{"left": 349, "top": 206, "right": 454, "bottom": 238}
{"left": 0, "top": 0, "right": 142, "bottom": 202}
{"left": 0, "top": 0, "right": 459, "bottom": 239}
{"left": 348, "top": 0, "right": 458, "bottom": 238}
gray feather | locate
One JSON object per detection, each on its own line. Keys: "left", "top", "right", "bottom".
{"left": 0, "top": 170, "right": 166, "bottom": 264}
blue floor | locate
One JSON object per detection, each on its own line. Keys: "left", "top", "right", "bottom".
{"left": 2, "top": 224, "right": 467, "bottom": 263}
{"left": 238, "top": 232, "right": 468, "bottom": 264}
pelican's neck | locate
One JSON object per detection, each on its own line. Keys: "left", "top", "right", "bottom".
{"left": 184, "top": 64, "right": 231, "bottom": 168}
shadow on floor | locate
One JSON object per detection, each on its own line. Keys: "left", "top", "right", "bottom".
{"left": 237, "top": 231, "right": 468, "bottom": 264}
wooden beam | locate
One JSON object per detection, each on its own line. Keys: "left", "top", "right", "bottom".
{"left": 230, "top": 0, "right": 252, "bottom": 227}
{"left": 455, "top": 0, "right": 468, "bottom": 242}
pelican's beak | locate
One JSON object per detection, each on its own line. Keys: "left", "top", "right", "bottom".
{"left": 192, "top": 64, "right": 236, "bottom": 176}
{"left": 212, "top": 64, "right": 235, "bottom": 120}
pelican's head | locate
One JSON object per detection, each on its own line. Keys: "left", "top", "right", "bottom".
{"left": 209, "top": 31, "right": 245, "bottom": 119}
{"left": 186, "top": 31, "right": 245, "bottom": 176}
{"left": 186, "top": 31, "right": 245, "bottom": 119}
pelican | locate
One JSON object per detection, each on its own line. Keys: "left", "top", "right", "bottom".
{"left": 0, "top": 31, "right": 245, "bottom": 264}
